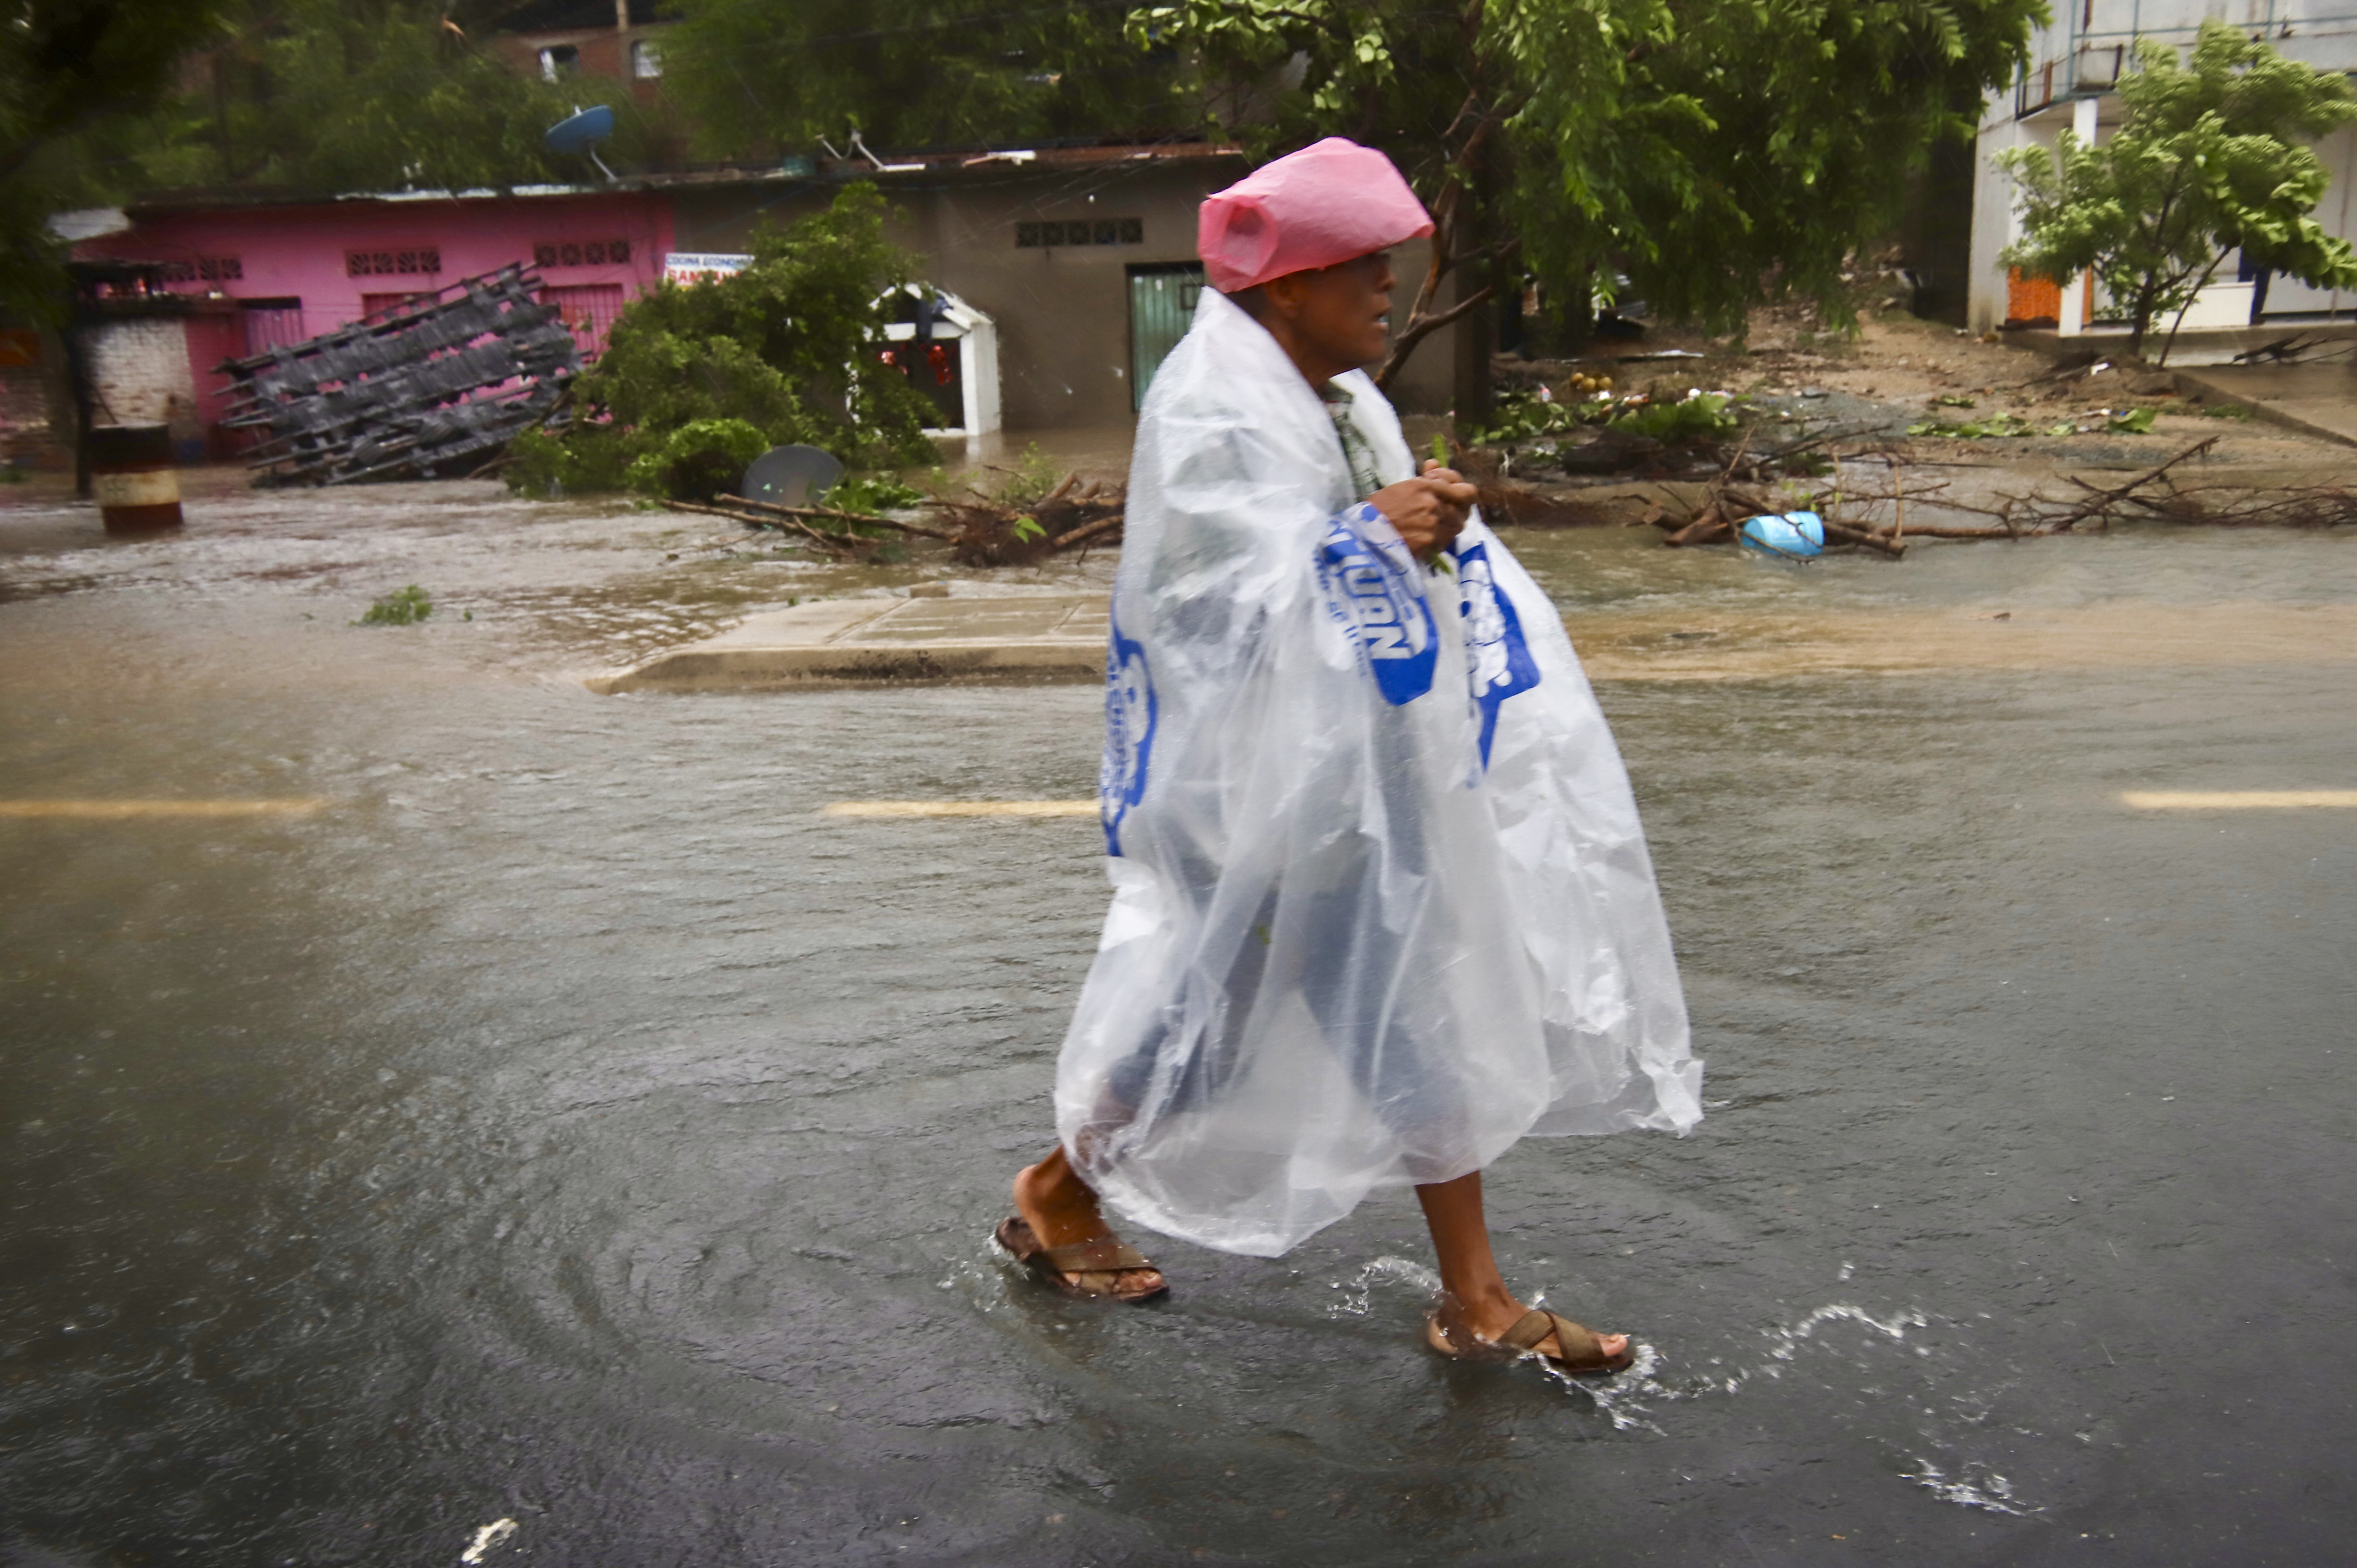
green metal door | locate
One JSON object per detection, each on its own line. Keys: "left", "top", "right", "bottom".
{"left": 1128, "top": 264, "right": 1204, "bottom": 412}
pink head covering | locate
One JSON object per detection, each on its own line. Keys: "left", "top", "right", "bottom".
{"left": 1197, "top": 137, "right": 1434, "bottom": 295}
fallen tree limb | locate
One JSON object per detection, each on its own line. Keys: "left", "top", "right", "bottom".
{"left": 666, "top": 498, "right": 862, "bottom": 557}
{"left": 1820, "top": 518, "right": 1905, "bottom": 557}
{"left": 1048, "top": 513, "right": 1125, "bottom": 552}
{"left": 2042, "top": 438, "right": 2218, "bottom": 532}
{"left": 716, "top": 493, "right": 958, "bottom": 540}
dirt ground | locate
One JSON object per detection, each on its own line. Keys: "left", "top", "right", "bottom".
{"left": 1480, "top": 300, "right": 2357, "bottom": 536}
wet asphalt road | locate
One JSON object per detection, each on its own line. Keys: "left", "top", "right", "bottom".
{"left": 1, "top": 474, "right": 2354, "bottom": 1566}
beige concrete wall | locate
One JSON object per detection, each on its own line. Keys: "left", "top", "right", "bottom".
{"left": 672, "top": 160, "right": 1461, "bottom": 431}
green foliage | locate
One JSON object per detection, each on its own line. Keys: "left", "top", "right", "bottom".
{"left": 977, "top": 443, "right": 1066, "bottom": 508}
{"left": 623, "top": 418, "right": 771, "bottom": 502}
{"left": 357, "top": 584, "right": 432, "bottom": 625}
{"left": 1135, "top": 0, "right": 2043, "bottom": 364}
{"left": 1904, "top": 407, "right": 2158, "bottom": 437}
{"left": 504, "top": 425, "right": 631, "bottom": 498}
{"left": 5, "top": 1, "right": 652, "bottom": 322}
{"left": 1999, "top": 20, "right": 2357, "bottom": 360}
{"left": 2198, "top": 402, "right": 2255, "bottom": 420}
{"left": 1934, "top": 394, "right": 1980, "bottom": 408}
{"left": 1610, "top": 391, "right": 1741, "bottom": 442}
{"left": 509, "top": 186, "right": 938, "bottom": 499}
{"left": 177, "top": 0, "right": 637, "bottom": 195}
{"left": 1467, "top": 393, "right": 1586, "bottom": 445}
{"left": 826, "top": 473, "right": 928, "bottom": 513}
{"left": 1469, "top": 387, "right": 1741, "bottom": 445}
{"left": 0, "top": 0, "right": 237, "bottom": 321}
{"left": 663, "top": 0, "right": 1176, "bottom": 158}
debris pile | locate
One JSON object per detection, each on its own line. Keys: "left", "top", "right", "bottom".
{"left": 668, "top": 465, "right": 1125, "bottom": 566}
{"left": 1647, "top": 437, "right": 2356, "bottom": 557}
{"left": 667, "top": 493, "right": 958, "bottom": 560}
{"left": 933, "top": 470, "right": 1124, "bottom": 566}
{"left": 222, "top": 264, "right": 579, "bottom": 486}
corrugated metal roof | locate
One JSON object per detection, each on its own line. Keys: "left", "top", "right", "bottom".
{"left": 116, "top": 142, "right": 1246, "bottom": 218}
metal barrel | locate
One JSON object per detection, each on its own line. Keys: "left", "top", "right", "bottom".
{"left": 89, "top": 423, "right": 184, "bottom": 535}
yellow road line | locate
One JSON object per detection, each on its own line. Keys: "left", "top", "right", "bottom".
{"left": 822, "top": 800, "right": 1096, "bottom": 818}
{"left": 2121, "top": 790, "right": 2357, "bottom": 809}
{"left": 0, "top": 799, "right": 331, "bottom": 819}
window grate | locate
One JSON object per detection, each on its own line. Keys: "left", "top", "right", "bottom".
{"left": 347, "top": 248, "right": 441, "bottom": 276}
{"left": 533, "top": 240, "right": 634, "bottom": 269}
{"left": 155, "top": 256, "right": 243, "bottom": 283}
{"left": 1016, "top": 218, "right": 1144, "bottom": 249}
{"left": 539, "top": 283, "right": 627, "bottom": 357}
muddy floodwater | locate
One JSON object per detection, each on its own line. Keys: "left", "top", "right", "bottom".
{"left": 2, "top": 470, "right": 2354, "bottom": 1566}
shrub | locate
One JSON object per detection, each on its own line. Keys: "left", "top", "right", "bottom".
{"left": 508, "top": 185, "right": 940, "bottom": 501}
{"left": 622, "top": 418, "right": 771, "bottom": 502}
{"left": 826, "top": 472, "right": 928, "bottom": 513}
{"left": 1610, "top": 391, "right": 1741, "bottom": 442}
{"left": 358, "top": 585, "right": 432, "bottom": 625}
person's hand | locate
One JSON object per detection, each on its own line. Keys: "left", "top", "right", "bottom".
{"left": 1369, "top": 462, "right": 1477, "bottom": 561}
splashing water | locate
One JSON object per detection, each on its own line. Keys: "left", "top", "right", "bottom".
{"left": 1761, "top": 1302, "right": 1932, "bottom": 1367}
{"left": 459, "top": 1518, "right": 517, "bottom": 1564}
{"left": 1905, "top": 1459, "right": 2038, "bottom": 1516}
{"left": 1325, "top": 1254, "right": 1440, "bottom": 1319}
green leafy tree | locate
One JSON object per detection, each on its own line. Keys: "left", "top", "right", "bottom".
{"left": 1, "top": 0, "right": 236, "bottom": 321}
{"left": 660, "top": 0, "right": 1178, "bottom": 158}
{"left": 508, "top": 184, "right": 939, "bottom": 498}
{"left": 5, "top": 1, "right": 659, "bottom": 321}
{"left": 133, "top": 0, "right": 649, "bottom": 195}
{"left": 1999, "top": 19, "right": 2357, "bottom": 361}
{"left": 1134, "top": 0, "right": 2044, "bottom": 417}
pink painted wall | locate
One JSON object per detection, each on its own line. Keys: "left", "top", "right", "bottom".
{"left": 79, "top": 189, "right": 674, "bottom": 438}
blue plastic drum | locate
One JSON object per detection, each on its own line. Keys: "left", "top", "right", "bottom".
{"left": 1738, "top": 509, "right": 1826, "bottom": 560}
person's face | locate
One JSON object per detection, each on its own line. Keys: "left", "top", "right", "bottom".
{"left": 1266, "top": 250, "right": 1396, "bottom": 372}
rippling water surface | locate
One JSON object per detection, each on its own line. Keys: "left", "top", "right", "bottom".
{"left": 2, "top": 472, "right": 2354, "bottom": 1566}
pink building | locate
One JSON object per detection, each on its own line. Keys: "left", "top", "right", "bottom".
{"left": 75, "top": 186, "right": 671, "bottom": 448}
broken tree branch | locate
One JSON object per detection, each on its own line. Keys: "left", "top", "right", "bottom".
{"left": 715, "top": 493, "right": 957, "bottom": 540}
{"left": 2040, "top": 438, "right": 2219, "bottom": 532}
{"left": 667, "top": 498, "right": 862, "bottom": 556}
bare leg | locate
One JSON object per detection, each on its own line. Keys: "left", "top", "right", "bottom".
{"left": 1415, "top": 1169, "right": 1627, "bottom": 1362}
{"left": 1011, "top": 1144, "right": 1165, "bottom": 1297}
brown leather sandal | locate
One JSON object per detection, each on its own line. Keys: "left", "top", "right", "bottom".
{"left": 994, "top": 1216, "right": 1168, "bottom": 1303}
{"left": 1426, "top": 1306, "right": 1635, "bottom": 1374}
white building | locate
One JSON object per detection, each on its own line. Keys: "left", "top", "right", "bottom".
{"left": 1968, "top": 0, "right": 2357, "bottom": 338}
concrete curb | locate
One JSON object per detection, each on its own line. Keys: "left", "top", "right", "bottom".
{"left": 2165, "top": 367, "right": 2357, "bottom": 450}
{"left": 588, "top": 593, "right": 1108, "bottom": 693}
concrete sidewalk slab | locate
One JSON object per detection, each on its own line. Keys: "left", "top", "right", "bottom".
{"left": 587, "top": 593, "right": 1109, "bottom": 692}
{"left": 2006, "top": 324, "right": 2357, "bottom": 449}
{"left": 2167, "top": 360, "right": 2357, "bottom": 449}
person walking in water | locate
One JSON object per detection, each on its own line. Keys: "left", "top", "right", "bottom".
{"left": 996, "top": 138, "right": 1701, "bottom": 1373}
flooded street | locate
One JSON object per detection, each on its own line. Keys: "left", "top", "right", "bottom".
{"left": 3, "top": 470, "right": 2354, "bottom": 1566}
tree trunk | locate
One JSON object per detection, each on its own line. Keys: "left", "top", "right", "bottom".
{"left": 2126, "top": 286, "right": 2155, "bottom": 360}
{"left": 63, "top": 318, "right": 95, "bottom": 500}
{"left": 1452, "top": 248, "right": 1495, "bottom": 435}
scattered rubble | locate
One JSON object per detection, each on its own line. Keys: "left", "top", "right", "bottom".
{"left": 1471, "top": 297, "right": 2353, "bottom": 553}
{"left": 1643, "top": 434, "right": 2357, "bottom": 555}
{"left": 931, "top": 470, "right": 1125, "bottom": 566}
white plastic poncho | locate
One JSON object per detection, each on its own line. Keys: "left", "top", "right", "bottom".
{"left": 1061, "top": 288, "right": 1701, "bottom": 1258}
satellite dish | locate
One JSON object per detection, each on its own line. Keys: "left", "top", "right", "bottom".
{"left": 544, "top": 104, "right": 617, "bottom": 181}
{"left": 742, "top": 445, "right": 844, "bottom": 509}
